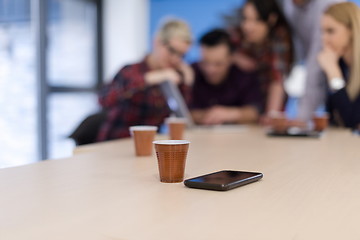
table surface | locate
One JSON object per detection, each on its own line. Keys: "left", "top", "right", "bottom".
{"left": 1, "top": 126, "right": 360, "bottom": 240}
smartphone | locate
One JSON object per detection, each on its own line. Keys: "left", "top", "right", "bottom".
{"left": 184, "top": 170, "right": 263, "bottom": 191}
{"left": 353, "top": 129, "right": 360, "bottom": 136}
{"left": 267, "top": 128, "right": 321, "bottom": 138}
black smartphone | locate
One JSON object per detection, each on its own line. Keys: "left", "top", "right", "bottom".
{"left": 353, "top": 129, "right": 360, "bottom": 136}
{"left": 184, "top": 170, "right": 263, "bottom": 191}
{"left": 267, "top": 128, "right": 321, "bottom": 138}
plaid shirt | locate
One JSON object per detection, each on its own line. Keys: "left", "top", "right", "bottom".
{"left": 191, "top": 63, "right": 262, "bottom": 111}
{"left": 233, "top": 26, "right": 293, "bottom": 110}
{"left": 97, "top": 57, "right": 191, "bottom": 141}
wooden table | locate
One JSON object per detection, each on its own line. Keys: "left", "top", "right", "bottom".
{"left": 1, "top": 126, "right": 360, "bottom": 240}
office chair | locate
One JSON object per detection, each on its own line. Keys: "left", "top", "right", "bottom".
{"left": 69, "top": 111, "right": 107, "bottom": 146}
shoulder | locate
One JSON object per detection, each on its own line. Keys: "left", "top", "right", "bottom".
{"left": 229, "top": 65, "right": 258, "bottom": 84}
{"left": 108, "top": 59, "right": 147, "bottom": 84}
{"left": 118, "top": 59, "right": 148, "bottom": 76}
{"left": 320, "top": 0, "right": 345, "bottom": 11}
{"left": 121, "top": 59, "right": 146, "bottom": 72}
{"left": 191, "top": 62, "right": 210, "bottom": 89}
{"left": 230, "top": 64, "right": 252, "bottom": 76}
{"left": 191, "top": 62, "right": 204, "bottom": 79}
{"left": 191, "top": 62, "right": 200, "bottom": 72}
{"left": 272, "top": 26, "right": 291, "bottom": 43}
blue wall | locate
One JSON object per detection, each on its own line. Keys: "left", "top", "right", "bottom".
{"left": 149, "top": 0, "right": 244, "bottom": 63}
{"left": 150, "top": 0, "right": 360, "bottom": 63}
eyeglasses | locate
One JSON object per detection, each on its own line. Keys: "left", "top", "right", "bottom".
{"left": 163, "top": 42, "right": 187, "bottom": 59}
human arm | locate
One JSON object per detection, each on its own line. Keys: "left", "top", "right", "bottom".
{"left": 194, "top": 105, "right": 259, "bottom": 125}
{"left": 317, "top": 45, "right": 344, "bottom": 91}
{"left": 144, "top": 68, "right": 182, "bottom": 86}
{"left": 98, "top": 64, "right": 147, "bottom": 108}
{"left": 175, "top": 62, "right": 194, "bottom": 105}
{"left": 266, "top": 80, "right": 286, "bottom": 113}
{"left": 328, "top": 88, "right": 360, "bottom": 128}
{"left": 260, "top": 81, "right": 286, "bottom": 125}
{"left": 191, "top": 109, "right": 207, "bottom": 124}
{"left": 318, "top": 45, "right": 359, "bottom": 128}
{"left": 266, "top": 26, "right": 292, "bottom": 114}
{"left": 177, "top": 61, "right": 194, "bottom": 87}
{"left": 233, "top": 52, "right": 258, "bottom": 72}
{"left": 297, "top": 8, "right": 329, "bottom": 121}
{"left": 99, "top": 64, "right": 182, "bottom": 109}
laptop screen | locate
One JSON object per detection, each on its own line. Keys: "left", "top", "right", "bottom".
{"left": 160, "top": 81, "right": 194, "bottom": 127}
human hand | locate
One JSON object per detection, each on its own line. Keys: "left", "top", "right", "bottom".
{"left": 201, "top": 106, "right": 241, "bottom": 125}
{"left": 233, "top": 52, "right": 257, "bottom": 72}
{"left": 287, "top": 119, "right": 307, "bottom": 128}
{"left": 162, "top": 68, "right": 182, "bottom": 85}
{"left": 317, "top": 45, "right": 340, "bottom": 76}
{"left": 177, "top": 62, "right": 194, "bottom": 86}
{"left": 145, "top": 68, "right": 181, "bottom": 85}
{"left": 259, "top": 115, "right": 272, "bottom": 126}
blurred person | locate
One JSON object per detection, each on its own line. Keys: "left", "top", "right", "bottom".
{"left": 97, "top": 18, "right": 193, "bottom": 141}
{"left": 317, "top": 2, "right": 360, "bottom": 129}
{"left": 191, "top": 29, "right": 261, "bottom": 125}
{"left": 280, "top": 0, "right": 345, "bottom": 121}
{"left": 226, "top": 0, "right": 293, "bottom": 124}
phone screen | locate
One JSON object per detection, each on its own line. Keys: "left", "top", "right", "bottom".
{"left": 189, "top": 170, "right": 261, "bottom": 185}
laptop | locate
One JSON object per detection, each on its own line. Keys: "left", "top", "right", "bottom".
{"left": 160, "top": 80, "right": 194, "bottom": 127}
{"left": 159, "top": 81, "right": 246, "bottom": 133}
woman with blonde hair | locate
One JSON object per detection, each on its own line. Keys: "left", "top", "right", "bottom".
{"left": 96, "top": 18, "right": 194, "bottom": 140}
{"left": 317, "top": 2, "right": 360, "bottom": 129}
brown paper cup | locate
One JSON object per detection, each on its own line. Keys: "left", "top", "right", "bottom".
{"left": 165, "top": 117, "right": 186, "bottom": 140}
{"left": 313, "top": 114, "right": 329, "bottom": 132}
{"left": 153, "top": 140, "right": 190, "bottom": 183}
{"left": 130, "top": 126, "right": 158, "bottom": 156}
{"left": 270, "top": 113, "right": 288, "bottom": 133}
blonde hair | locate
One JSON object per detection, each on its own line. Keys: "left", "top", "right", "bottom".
{"left": 156, "top": 18, "right": 192, "bottom": 44}
{"left": 325, "top": 2, "right": 360, "bottom": 100}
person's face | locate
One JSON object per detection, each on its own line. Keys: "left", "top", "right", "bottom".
{"left": 240, "top": 3, "right": 269, "bottom": 44}
{"left": 321, "top": 14, "right": 352, "bottom": 57}
{"left": 154, "top": 37, "right": 190, "bottom": 68}
{"left": 199, "top": 44, "right": 232, "bottom": 85}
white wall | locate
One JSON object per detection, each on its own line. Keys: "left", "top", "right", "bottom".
{"left": 103, "top": 0, "right": 149, "bottom": 82}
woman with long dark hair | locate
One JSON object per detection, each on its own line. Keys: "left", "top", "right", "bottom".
{"left": 227, "top": 0, "right": 293, "bottom": 123}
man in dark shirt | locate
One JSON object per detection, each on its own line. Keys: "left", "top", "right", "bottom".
{"left": 191, "top": 29, "right": 261, "bottom": 125}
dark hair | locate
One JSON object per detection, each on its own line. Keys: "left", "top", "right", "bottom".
{"left": 239, "top": 0, "right": 294, "bottom": 70}
{"left": 199, "top": 28, "right": 235, "bottom": 53}
{"left": 243, "top": 0, "right": 289, "bottom": 31}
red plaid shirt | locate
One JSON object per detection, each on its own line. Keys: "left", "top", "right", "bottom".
{"left": 97, "top": 57, "right": 191, "bottom": 141}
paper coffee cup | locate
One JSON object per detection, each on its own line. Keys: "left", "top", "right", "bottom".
{"left": 153, "top": 140, "right": 190, "bottom": 183}
{"left": 165, "top": 117, "right": 187, "bottom": 140}
{"left": 130, "top": 126, "right": 158, "bottom": 156}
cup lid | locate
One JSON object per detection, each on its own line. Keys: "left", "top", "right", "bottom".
{"left": 165, "top": 117, "right": 187, "bottom": 123}
{"left": 129, "top": 126, "right": 158, "bottom": 132}
{"left": 153, "top": 140, "right": 190, "bottom": 145}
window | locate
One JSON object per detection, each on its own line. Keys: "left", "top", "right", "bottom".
{"left": 46, "top": 0, "right": 102, "bottom": 159}
{"left": 0, "top": 0, "right": 37, "bottom": 168}
{"left": 0, "top": 0, "right": 102, "bottom": 168}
